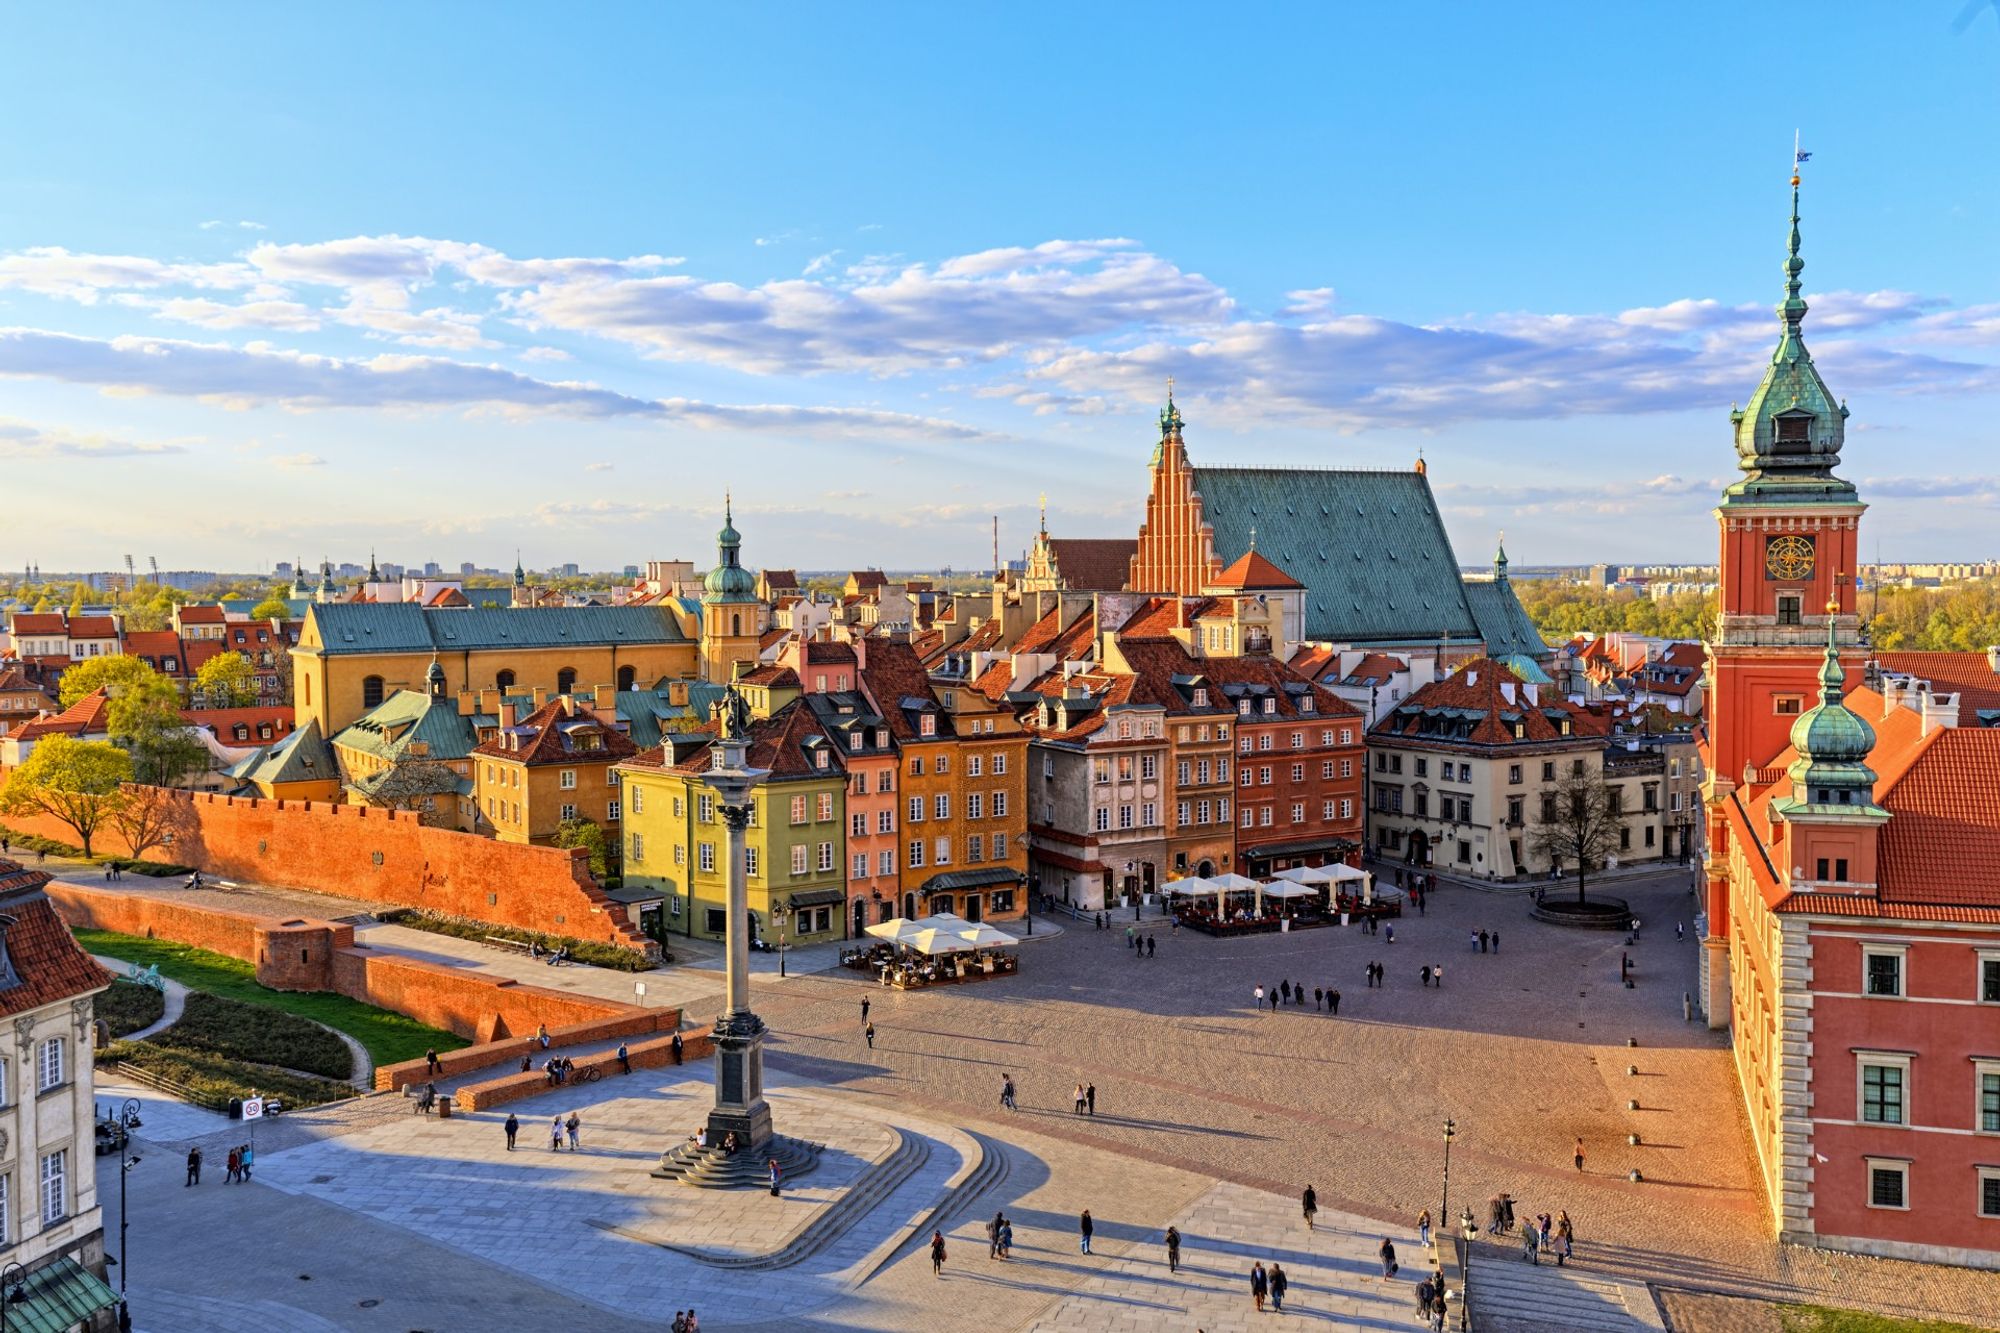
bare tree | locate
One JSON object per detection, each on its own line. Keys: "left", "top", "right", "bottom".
{"left": 1526, "top": 768, "right": 1627, "bottom": 905}
{"left": 109, "top": 784, "right": 191, "bottom": 861}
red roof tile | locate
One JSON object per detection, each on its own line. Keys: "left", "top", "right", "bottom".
{"left": 473, "top": 698, "right": 638, "bottom": 766}
{"left": 0, "top": 864, "right": 115, "bottom": 1016}
{"left": 7, "top": 614, "right": 66, "bottom": 636}
{"left": 1372, "top": 658, "right": 1598, "bottom": 748}
{"left": 1877, "top": 652, "right": 2000, "bottom": 725}
{"left": 1876, "top": 728, "right": 2000, "bottom": 908}
{"left": 737, "top": 664, "right": 799, "bottom": 688}
{"left": 1210, "top": 549, "right": 1303, "bottom": 591}
{"left": 184, "top": 706, "right": 296, "bottom": 740}
{"left": 857, "top": 639, "right": 948, "bottom": 742}
{"left": 65, "top": 616, "right": 119, "bottom": 639}
{"left": 1046, "top": 538, "right": 1136, "bottom": 591}
{"left": 425, "top": 586, "right": 470, "bottom": 608}
{"left": 670, "top": 699, "right": 839, "bottom": 779}
{"left": 13, "top": 688, "right": 112, "bottom": 740}
{"left": 176, "top": 605, "right": 226, "bottom": 624}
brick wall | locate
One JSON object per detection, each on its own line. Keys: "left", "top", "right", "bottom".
{"left": 48, "top": 882, "right": 265, "bottom": 961}
{"left": 454, "top": 1026, "right": 714, "bottom": 1111}
{"left": 11, "top": 787, "right": 656, "bottom": 955}
{"left": 372, "top": 1006, "right": 680, "bottom": 1091}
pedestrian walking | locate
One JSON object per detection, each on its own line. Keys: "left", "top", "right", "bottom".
{"left": 1417, "top": 892, "right": 1426, "bottom": 916}
{"left": 673, "top": 1313, "right": 686, "bottom": 1333}
{"left": 1281, "top": 980, "right": 1292, "bottom": 1003}
{"left": 1250, "top": 1261, "right": 1268, "bottom": 1313}
{"left": 186, "top": 1147, "right": 201, "bottom": 1186}
{"left": 551, "top": 1115, "right": 564, "bottom": 1151}
{"left": 1001, "top": 1075, "right": 1017, "bottom": 1111}
{"left": 226, "top": 1146, "right": 241, "bottom": 1184}
{"left": 566, "top": 1112, "right": 581, "bottom": 1149}
{"left": 1165, "top": 1225, "right": 1181, "bottom": 1273}
{"left": 1302, "top": 1184, "right": 1318, "bottom": 1231}
{"left": 240, "top": 1143, "right": 253, "bottom": 1180}
{"left": 1418, "top": 1208, "right": 1432, "bottom": 1247}
{"left": 1314, "top": 986, "right": 1323, "bottom": 1010}
{"left": 617, "top": 1042, "right": 631, "bottom": 1075}
{"left": 672, "top": 1030, "right": 684, "bottom": 1064}
{"left": 1432, "top": 962, "right": 1443, "bottom": 988}
{"left": 1574, "top": 1136, "right": 1585, "bottom": 1172}
{"left": 1491, "top": 930, "right": 1499, "bottom": 953}
{"left": 1127, "top": 926, "right": 1135, "bottom": 950}
{"left": 1478, "top": 929, "right": 1489, "bottom": 953}
{"left": 930, "top": 1228, "right": 947, "bottom": 1277}
{"left": 505, "top": 1113, "right": 519, "bottom": 1150}
{"left": 1079, "top": 1209, "right": 1094, "bottom": 1254}
{"left": 1677, "top": 921, "right": 1686, "bottom": 942}
{"left": 1556, "top": 1211, "right": 1573, "bottom": 1265}
{"left": 425, "top": 1047, "right": 441, "bottom": 1075}
{"left": 1418, "top": 1275, "right": 1437, "bottom": 1321}
{"left": 1421, "top": 964, "right": 1432, "bottom": 987}
{"left": 998, "top": 1217, "right": 1013, "bottom": 1259}
{"left": 768, "top": 1157, "right": 781, "bottom": 1196}
{"left": 1253, "top": 984, "right": 1265, "bottom": 1009}
{"left": 865, "top": 1021, "right": 876, "bottom": 1049}
{"left": 861, "top": 995, "right": 871, "bottom": 1022}
{"left": 1086, "top": 1082, "right": 1096, "bottom": 1115}
{"left": 685, "top": 1311, "right": 700, "bottom": 1333}
{"left": 1146, "top": 934, "right": 1155, "bottom": 958}
{"left": 1379, "top": 1236, "right": 1399, "bottom": 1278}
{"left": 1469, "top": 929, "right": 1480, "bottom": 952}
{"left": 1522, "top": 1223, "right": 1540, "bottom": 1263}
{"left": 987, "top": 1211, "right": 1003, "bottom": 1259}
{"left": 1293, "top": 979, "right": 1304, "bottom": 1005}
{"left": 1270, "top": 1262, "right": 1289, "bottom": 1312}
{"left": 1074, "top": 1082, "right": 1087, "bottom": 1115}
{"left": 1385, "top": 924, "right": 1394, "bottom": 945}
{"left": 1330, "top": 987, "right": 1341, "bottom": 1014}
{"left": 1269, "top": 983, "right": 1281, "bottom": 1011}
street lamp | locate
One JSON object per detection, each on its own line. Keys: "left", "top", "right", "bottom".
{"left": 117, "top": 1149, "right": 140, "bottom": 1327}
{"left": 773, "top": 903, "right": 792, "bottom": 978}
{"left": 1439, "top": 1118, "right": 1455, "bottom": 1247}
{"left": 0, "top": 1262, "right": 26, "bottom": 1332}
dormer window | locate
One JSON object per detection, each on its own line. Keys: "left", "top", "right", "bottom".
{"left": 1261, "top": 698, "right": 1276, "bottom": 715}
{"left": 1237, "top": 700, "right": 1251, "bottom": 717}
{"left": 1773, "top": 411, "right": 1813, "bottom": 455}
{"left": 920, "top": 714, "right": 936, "bottom": 737}
{"left": 1192, "top": 688, "right": 1208, "bottom": 707}
{"left": 815, "top": 751, "right": 830, "bottom": 770}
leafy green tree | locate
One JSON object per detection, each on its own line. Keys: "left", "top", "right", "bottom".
{"left": 92, "top": 668, "right": 207, "bottom": 786}
{"left": 250, "top": 594, "right": 294, "bottom": 621}
{"left": 193, "top": 653, "right": 259, "bottom": 708}
{"left": 58, "top": 654, "right": 159, "bottom": 708}
{"left": 553, "top": 817, "right": 611, "bottom": 878}
{"left": 0, "top": 736, "right": 132, "bottom": 857}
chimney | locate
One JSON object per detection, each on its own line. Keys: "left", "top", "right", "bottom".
{"left": 1500, "top": 681, "right": 1516, "bottom": 705}
{"left": 668, "top": 680, "right": 688, "bottom": 707}
{"left": 1988, "top": 645, "right": 2000, "bottom": 674}
{"left": 499, "top": 701, "right": 518, "bottom": 729}
{"left": 561, "top": 695, "right": 577, "bottom": 717}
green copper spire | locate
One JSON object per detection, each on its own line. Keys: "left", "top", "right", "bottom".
{"left": 513, "top": 550, "right": 525, "bottom": 586}
{"left": 1722, "top": 166, "right": 1855, "bottom": 507}
{"left": 1494, "top": 532, "right": 1509, "bottom": 580}
{"left": 704, "top": 494, "right": 757, "bottom": 603}
{"left": 1152, "top": 377, "right": 1184, "bottom": 466}
{"left": 1779, "top": 597, "right": 1880, "bottom": 811}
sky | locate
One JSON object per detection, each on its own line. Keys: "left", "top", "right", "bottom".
{"left": 4, "top": 4, "right": 1999, "bottom": 577}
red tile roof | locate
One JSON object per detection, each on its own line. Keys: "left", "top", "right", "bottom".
{"left": 803, "top": 641, "right": 857, "bottom": 666}
{"left": 1372, "top": 658, "right": 1598, "bottom": 748}
{"left": 1877, "top": 652, "right": 2000, "bottom": 725}
{"left": 1046, "top": 538, "right": 1136, "bottom": 591}
{"left": 473, "top": 698, "right": 638, "bottom": 766}
{"left": 669, "top": 699, "right": 838, "bottom": 779}
{"left": 121, "top": 631, "right": 187, "bottom": 667}
{"left": 1288, "top": 645, "right": 1338, "bottom": 681}
{"left": 1339, "top": 653, "right": 1407, "bottom": 688}
{"left": 1210, "top": 549, "right": 1303, "bottom": 591}
{"left": 425, "top": 586, "right": 470, "bottom": 608}
{"left": 857, "top": 639, "right": 948, "bottom": 742}
{"left": 848, "top": 570, "right": 888, "bottom": 590}
{"left": 1013, "top": 604, "right": 1068, "bottom": 655}
{"left": 972, "top": 658, "right": 1016, "bottom": 702}
{"left": 0, "top": 863, "right": 115, "bottom": 1016}
{"left": 12, "top": 688, "right": 112, "bottom": 740}
{"left": 738, "top": 664, "right": 800, "bottom": 688}
{"left": 7, "top": 614, "right": 66, "bottom": 636}
{"left": 176, "top": 605, "right": 226, "bottom": 624}
{"left": 184, "top": 706, "right": 296, "bottom": 741}
{"left": 1875, "top": 727, "right": 2000, "bottom": 908}
{"left": 180, "top": 640, "right": 226, "bottom": 673}
{"left": 66, "top": 616, "right": 119, "bottom": 639}
{"left": 1045, "top": 607, "right": 1098, "bottom": 662}
{"left": 1118, "top": 596, "right": 1212, "bottom": 640}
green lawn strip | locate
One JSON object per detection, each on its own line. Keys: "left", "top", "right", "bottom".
{"left": 1782, "top": 1306, "right": 1992, "bottom": 1333}
{"left": 152, "top": 991, "right": 353, "bottom": 1081}
{"left": 76, "top": 928, "right": 466, "bottom": 1069}
{"left": 93, "top": 979, "right": 166, "bottom": 1037}
{"left": 99, "top": 1040, "right": 353, "bottom": 1111}
{"left": 379, "top": 908, "right": 652, "bottom": 971}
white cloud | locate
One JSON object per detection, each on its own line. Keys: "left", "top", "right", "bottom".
{"left": 200, "top": 220, "right": 267, "bottom": 232}
{"left": 584, "top": 461, "right": 614, "bottom": 472}
{"left": 518, "top": 346, "right": 572, "bottom": 362}
{"left": 0, "top": 247, "right": 255, "bottom": 302}
{"left": 0, "top": 418, "right": 185, "bottom": 459}
{"left": 270, "top": 452, "right": 327, "bottom": 468}
{"left": 0, "top": 326, "right": 994, "bottom": 441}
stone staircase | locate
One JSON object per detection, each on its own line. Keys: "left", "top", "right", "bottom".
{"left": 1469, "top": 1249, "right": 1666, "bottom": 1332}
{"left": 650, "top": 1131, "right": 823, "bottom": 1188}
{"left": 860, "top": 1128, "right": 1010, "bottom": 1283}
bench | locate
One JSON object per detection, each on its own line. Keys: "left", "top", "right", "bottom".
{"left": 482, "top": 935, "right": 536, "bottom": 956}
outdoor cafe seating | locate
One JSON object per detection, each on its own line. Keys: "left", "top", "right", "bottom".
{"left": 1167, "top": 864, "right": 1388, "bottom": 935}
{"left": 842, "top": 914, "right": 1021, "bottom": 989}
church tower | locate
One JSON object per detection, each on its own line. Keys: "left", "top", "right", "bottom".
{"left": 700, "top": 497, "right": 764, "bottom": 684}
{"left": 1707, "top": 172, "right": 1864, "bottom": 791}
{"left": 1128, "top": 382, "right": 1222, "bottom": 595}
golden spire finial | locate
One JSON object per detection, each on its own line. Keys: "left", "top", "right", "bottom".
{"left": 1166, "top": 374, "right": 1174, "bottom": 402}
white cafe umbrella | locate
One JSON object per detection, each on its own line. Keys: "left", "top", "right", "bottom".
{"left": 1161, "top": 876, "right": 1214, "bottom": 897}
{"left": 1263, "top": 880, "right": 1319, "bottom": 900}
{"left": 954, "top": 922, "right": 1019, "bottom": 948}
{"left": 905, "top": 928, "right": 978, "bottom": 956}
{"left": 866, "top": 917, "right": 919, "bottom": 942}
{"left": 1275, "top": 865, "right": 1337, "bottom": 886}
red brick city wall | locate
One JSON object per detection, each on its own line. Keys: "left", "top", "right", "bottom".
{"left": 48, "top": 883, "right": 265, "bottom": 962}
{"left": 373, "top": 1005, "right": 681, "bottom": 1092}
{"left": 13, "top": 788, "right": 656, "bottom": 955}
{"left": 454, "top": 1026, "right": 714, "bottom": 1112}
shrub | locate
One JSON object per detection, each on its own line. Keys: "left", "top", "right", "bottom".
{"left": 98, "top": 1039, "right": 353, "bottom": 1111}
{"left": 382, "top": 909, "right": 653, "bottom": 972}
{"left": 152, "top": 991, "right": 353, "bottom": 1081}
{"left": 94, "top": 979, "right": 166, "bottom": 1037}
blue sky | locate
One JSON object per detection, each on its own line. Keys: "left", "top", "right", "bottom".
{"left": 4, "top": 4, "right": 1998, "bottom": 575}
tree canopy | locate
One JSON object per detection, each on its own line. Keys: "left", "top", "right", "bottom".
{"left": 58, "top": 654, "right": 158, "bottom": 708}
{"left": 0, "top": 735, "right": 133, "bottom": 857}
{"left": 194, "top": 653, "right": 259, "bottom": 708}
{"left": 250, "top": 594, "right": 294, "bottom": 621}
{"left": 553, "top": 817, "right": 611, "bottom": 878}
{"left": 1525, "top": 769, "right": 1628, "bottom": 904}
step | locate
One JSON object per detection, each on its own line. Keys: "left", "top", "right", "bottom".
{"left": 1470, "top": 1252, "right": 1664, "bottom": 1332}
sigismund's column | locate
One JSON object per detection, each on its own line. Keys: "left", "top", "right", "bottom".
{"left": 702, "top": 724, "right": 774, "bottom": 1149}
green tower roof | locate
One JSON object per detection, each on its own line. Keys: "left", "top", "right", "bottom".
{"left": 703, "top": 496, "right": 758, "bottom": 603}
{"left": 1783, "top": 605, "right": 1880, "bottom": 806}
{"left": 1723, "top": 174, "right": 1856, "bottom": 508}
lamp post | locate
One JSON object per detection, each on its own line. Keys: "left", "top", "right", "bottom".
{"left": 0, "top": 1262, "right": 26, "bottom": 1332}
{"left": 1440, "top": 1118, "right": 1455, "bottom": 1248}
{"left": 1127, "top": 862, "right": 1138, "bottom": 920}
{"left": 774, "top": 903, "right": 791, "bottom": 979}
{"left": 118, "top": 1097, "right": 142, "bottom": 1304}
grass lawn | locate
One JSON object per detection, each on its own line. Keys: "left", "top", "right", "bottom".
{"left": 77, "top": 928, "right": 466, "bottom": 1069}
{"left": 154, "top": 991, "right": 354, "bottom": 1081}
{"left": 101, "top": 1040, "right": 354, "bottom": 1111}
{"left": 1783, "top": 1306, "right": 1993, "bottom": 1333}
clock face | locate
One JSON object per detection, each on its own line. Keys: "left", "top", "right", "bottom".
{"left": 1765, "top": 534, "right": 1815, "bottom": 581}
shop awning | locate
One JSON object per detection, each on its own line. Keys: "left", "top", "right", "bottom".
{"left": 1032, "top": 848, "right": 1108, "bottom": 876}
{"left": 919, "top": 867, "right": 1024, "bottom": 893}
{"left": 1244, "top": 836, "right": 1361, "bottom": 859}
{"left": 786, "top": 887, "right": 848, "bottom": 909}
{"left": 0, "top": 1257, "right": 120, "bottom": 1333}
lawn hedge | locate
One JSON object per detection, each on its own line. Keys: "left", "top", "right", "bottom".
{"left": 98, "top": 1040, "right": 353, "bottom": 1111}
{"left": 378, "top": 909, "right": 653, "bottom": 972}
{"left": 152, "top": 991, "right": 353, "bottom": 1081}
{"left": 94, "top": 979, "right": 166, "bottom": 1038}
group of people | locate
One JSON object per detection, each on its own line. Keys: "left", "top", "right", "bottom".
{"left": 1253, "top": 981, "right": 1343, "bottom": 1013}
{"left": 527, "top": 939, "right": 570, "bottom": 966}
{"left": 1125, "top": 928, "right": 1158, "bottom": 958}
{"left": 1071, "top": 1082, "right": 1098, "bottom": 1115}
{"left": 668, "top": 1310, "right": 700, "bottom": 1331}
{"left": 1469, "top": 928, "right": 1501, "bottom": 953}
{"left": 542, "top": 1055, "right": 578, "bottom": 1085}
{"left": 182, "top": 1143, "right": 252, "bottom": 1185}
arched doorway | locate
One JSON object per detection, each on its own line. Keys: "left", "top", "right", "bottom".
{"left": 1196, "top": 859, "right": 1216, "bottom": 879}
{"left": 852, "top": 899, "right": 868, "bottom": 937}
{"left": 1407, "top": 829, "right": 1431, "bottom": 866}
{"left": 617, "top": 664, "right": 637, "bottom": 692}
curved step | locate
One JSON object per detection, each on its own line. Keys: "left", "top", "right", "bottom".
{"left": 860, "top": 1128, "right": 1011, "bottom": 1283}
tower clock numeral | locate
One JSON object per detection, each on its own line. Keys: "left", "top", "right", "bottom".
{"left": 1765, "top": 535, "right": 1815, "bottom": 581}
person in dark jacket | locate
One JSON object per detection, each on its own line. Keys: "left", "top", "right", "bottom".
{"left": 504, "top": 1113, "right": 519, "bottom": 1150}
{"left": 1270, "top": 1262, "right": 1289, "bottom": 1311}
{"left": 1250, "top": 1261, "right": 1268, "bottom": 1312}
{"left": 1164, "top": 1225, "right": 1181, "bottom": 1273}
{"left": 1379, "top": 1236, "right": 1399, "bottom": 1277}
{"left": 1302, "top": 1184, "right": 1318, "bottom": 1230}
{"left": 1079, "top": 1209, "right": 1095, "bottom": 1254}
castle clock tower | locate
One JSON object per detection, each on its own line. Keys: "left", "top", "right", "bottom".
{"left": 1708, "top": 175, "right": 1864, "bottom": 789}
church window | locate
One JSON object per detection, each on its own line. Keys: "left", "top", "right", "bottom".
{"left": 361, "top": 675, "right": 385, "bottom": 708}
{"left": 1773, "top": 412, "right": 1813, "bottom": 454}
{"left": 1774, "top": 696, "right": 1804, "bottom": 716}
{"left": 556, "top": 667, "right": 577, "bottom": 694}
{"left": 617, "top": 665, "right": 637, "bottom": 692}
{"left": 495, "top": 669, "right": 515, "bottom": 689}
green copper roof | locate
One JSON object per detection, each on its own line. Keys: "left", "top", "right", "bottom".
{"left": 305, "top": 603, "right": 687, "bottom": 655}
{"left": 1784, "top": 612, "right": 1878, "bottom": 803}
{"left": 1464, "top": 578, "right": 1548, "bottom": 663}
{"left": 616, "top": 682, "right": 729, "bottom": 749}
{"left": 1723, "top": 180, "right": 1856, "bottom": 508}
{"left": 332, "top": 689, "right": 481, "bottom": 763}
{"left": 703, "top": 498, "right": 759, "bottom": 603}
{"left": 1192, "top": 466, "right": 1509, "bottom": 647}
{"left": 229, "top": 717, "right": 334, "bottom": 786}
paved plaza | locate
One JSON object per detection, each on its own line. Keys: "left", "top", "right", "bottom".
{"left": 88, "top": 864, "right": 2000, "bottom": 1330}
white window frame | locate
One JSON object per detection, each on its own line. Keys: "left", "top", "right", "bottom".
{"left": 818, "top": 841, "right": 834, "bottom": 872}
{"left": 1976, "top": 1059, "right": 2000, "bottom": 1135}
{"left": 1863, "top": 943, "right": 1908, "bottom": 999}
{"left": 791, "top": 844, "right": 809, "bottom": 876}
{"left": 37, "top": 1037, "right": 61, "bottom": 1092}
{"left": 1979, "top": 951, "right": 2000, "bottom": 1005}
{"left": 559, "top": 769, "right": 577, "bottom": 790}
{"left": 39, "top": 1149, "right": 65, "bottom": 1226}
{"left": 1981, "top": 1166, "right": 2000, "bottom": 1220}
{"left": 1857, "top": 1051, "right": 1912, "bottom": 1126}
{"left": 1865, "top": 1156, "right": 1910, "bottom": 1211}
{"left": 699, "top": 842, "right": 716, "bottom": 873}
{"left": 606, "top": 800, "right": 620, "bottom": 821}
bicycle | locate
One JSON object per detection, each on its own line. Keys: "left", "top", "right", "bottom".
{"left": 576, "top": 1066, "right": 602, "bottom": 1084}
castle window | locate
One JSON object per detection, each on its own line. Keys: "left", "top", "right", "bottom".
{"left": 617, "top": 666, "right": 637, "bottom": 692}
{"left": 557, "top": 668, "right": 577, "bottom": 695}
{"left": 1773, "top": 412, "right": 1813, "bottom": 454}
{"left": 1774, "top": 696, "right": 1804, "bottom": 716}
{"left": 496, "top": 669, "right": 516, "bottom": 689}
{"left": 362, "top": 675, "right": 385, "bottom": 708}
{"left": 1776, "top": 594, "right": 1802, "bottom": 626}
